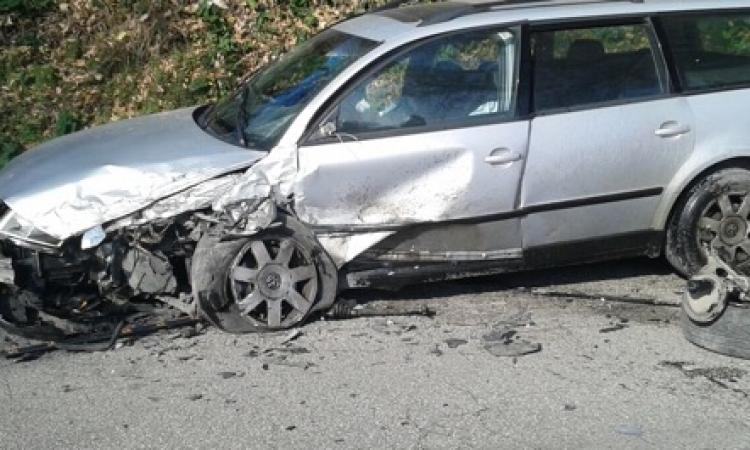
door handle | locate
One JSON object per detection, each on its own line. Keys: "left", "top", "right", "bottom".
{"left": 655, "top": 121, "right": 691, "bottom": 138}
{"left": 485, "top": 148, "right": 523, "bottom": 166}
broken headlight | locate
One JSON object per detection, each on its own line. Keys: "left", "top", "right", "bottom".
{"left": 0, "top": 208, "right": 62, "bottom": 249}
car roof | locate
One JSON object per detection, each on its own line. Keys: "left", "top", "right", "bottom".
{"left": 334, "top": 0, "right": 750, "bottom": 42}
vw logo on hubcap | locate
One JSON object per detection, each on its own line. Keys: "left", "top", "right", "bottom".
{"left": 264, "top": 272, "right": 282, "bottom": 291}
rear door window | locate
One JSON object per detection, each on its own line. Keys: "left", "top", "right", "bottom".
{"left": 660, "top": 13, "right": 750, "bottom": 91}
{"left": 531, "top": 23, "right": 665, "bottom": 112}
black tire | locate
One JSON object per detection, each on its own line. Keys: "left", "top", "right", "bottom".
{"left": 191, "top": 214, "right": 338, "bottom": 333}
{"left": 681, "top": 303, "right": 750, "bottom": 359}
{"left": 666, "top": 168, "right": 750, "bottom": 277}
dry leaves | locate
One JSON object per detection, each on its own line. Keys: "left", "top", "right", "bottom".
{"left": 1, "top": 0, "right": 392, "bottom": 147}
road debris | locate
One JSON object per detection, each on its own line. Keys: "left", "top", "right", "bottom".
{"left": 599, "top": 322, "right": 629, "bottom": 334}
{"left": 616, "top": 424, "right": 644, "bottom": 438}
{"left": 680, "top": 253, "right": 750, "bottom": 360}
{"left": 482, "top": 315, "right": 542, "bottom": 358}
{"left": 326, "top": 300, "right": 436, "bottom": 321}
{"left": 281, "top": 329, "right": 302, "bottom": 344}
{"left": 659, "top": 360, "right": 748, "bottom": 396}
{"left": 218, "top": 371, "right": 245, "bottom": 379}
{"left": 533, "top": 289, "right": 679, "bottom": 307}
{"left": 444, "top": 338, "right": 468, "bottom": 349}
{"left": 2, "top": 316, "right": 199, "bottom": 360}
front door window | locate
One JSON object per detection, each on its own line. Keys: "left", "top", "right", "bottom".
{"left": 332, "top": 28, "right": 518, "bottom": 136}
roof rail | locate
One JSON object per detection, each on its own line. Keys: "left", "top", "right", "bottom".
{"left": 369, "top": 0, "right": 647, "bottom": 28}
{"left": 371, "top": 0, "right": 419, "bottom": 12}
{"left": 374, "top": 0, "right": 645, "bottom": 10}
{"left": 463, "top": 0, "right": 645, "bottom": 6}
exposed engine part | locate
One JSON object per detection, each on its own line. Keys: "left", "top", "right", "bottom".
{"left": 0, "top": 213, "right": 207, "bottom": 344}
{"left": 684, "top": 253, "right": 750, "bottom": 323}
{"left": 122, "top": 247, "right": 178, "bottom": 295}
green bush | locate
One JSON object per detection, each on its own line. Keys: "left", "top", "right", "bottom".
{"left": 0, "top": 137, "right": 24, "bottom": 170}
{"left": 0, "top": 0, "right": 53, "bottom": 15}
{"left": 55, "top": 111, "right": 82, "bottom": 137}
{"left": 1, "top": 0, "right": 391, "bottom": 148}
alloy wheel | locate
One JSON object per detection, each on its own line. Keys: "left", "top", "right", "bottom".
{"left": 228, "top": 237, "right": 318, "bottom": 329}
{"left": 697, "top": 190, "right": 750, "bottom": 272}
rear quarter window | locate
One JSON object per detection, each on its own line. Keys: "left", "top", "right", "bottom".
{"left": 661, "top": 13, "right": 750, "bottom": 91}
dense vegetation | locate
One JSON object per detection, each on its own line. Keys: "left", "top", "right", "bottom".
{"left": 0, "top": 0, "right": 390, "bottom": 165}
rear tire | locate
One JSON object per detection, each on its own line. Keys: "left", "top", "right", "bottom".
{"left": 666, "top": 168, "right": 750, "bottom": 277}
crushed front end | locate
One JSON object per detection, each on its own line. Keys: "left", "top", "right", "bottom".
{"left": 0, "top": 203, "right": 204, "bottom": 336}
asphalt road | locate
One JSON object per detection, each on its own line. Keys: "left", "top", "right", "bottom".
{"left": 2, "top": 258, "right": 750, "bottom": 449}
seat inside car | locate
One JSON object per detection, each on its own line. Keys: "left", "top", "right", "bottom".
{"left": 403, "top": 58, "right": 500, "bottom": 123}
{"left": 534, "top": 35, "right": 662, "bottom": 110}
{"left": 561, "top": 39, "right": 614, "bottom": 106}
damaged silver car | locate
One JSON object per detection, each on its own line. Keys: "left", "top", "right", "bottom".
{"left": 3, "top": 0, "right": 750, "bottom": 333}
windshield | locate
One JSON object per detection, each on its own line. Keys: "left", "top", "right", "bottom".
{"left": 201, "top": 30, "right": 378, "bottom": 150}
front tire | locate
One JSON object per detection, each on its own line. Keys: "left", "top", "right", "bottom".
{"left": 191, "top": 215, "right": 337, "bottom": 333}
{"left": 666, "top": 168, "right": 750, "bottom": 277}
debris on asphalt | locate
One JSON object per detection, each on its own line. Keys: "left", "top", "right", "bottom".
{"left": 326, "top": 300, "right": 436, "bottom": 321}
{"left": 444, "top": 338, "right": 468, "bottom": 349}
{"left": 2, "top": 317, "right": 199, "bottom": 360}
{"left": 483, "top": 339, "right": 542, "bottom": 358}
{"left": 615, "top": 424, "right": 644, "bottom": 438}
{"left": 218, "top": 371, "right": 245, "bottom": 379}
{"left": 482, "top": 316, "right": 542, "bottom": 358}
{"left": 281, "top": 329, "right": 302, "bottom": 344}
{"left": 533, "top": 289, "right": 678, "bottom": 307}
{"left": 599, "top": 323, "right": 629, "bottom": 334}
{"left": 659, "top": 361, "right": 747, "bottom": 383}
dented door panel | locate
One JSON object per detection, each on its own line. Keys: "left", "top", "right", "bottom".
{"left": 295, "top": 121, "right": 530, "bottom": 233}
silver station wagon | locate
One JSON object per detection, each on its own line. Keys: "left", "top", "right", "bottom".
{"left": 1, "top": 0, "right": 750, "bottom": 333}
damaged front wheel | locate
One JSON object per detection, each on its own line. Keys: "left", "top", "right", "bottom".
{"left": 191, "top": 215, "right": 337, "bottom": 333}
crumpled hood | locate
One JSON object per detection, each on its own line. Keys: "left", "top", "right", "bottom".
{"left": 0, "top": 107, "right": 266, "bottom": 239}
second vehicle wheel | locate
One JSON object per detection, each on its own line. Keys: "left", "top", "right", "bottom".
{"left": 191, "top": 215, "right": 338, "bottom": 333}
{"left": 666, "top": 168, "right": 750, "bottom": 277}
{"left": 681, "top": 303, "right": 750, "bottom": 359}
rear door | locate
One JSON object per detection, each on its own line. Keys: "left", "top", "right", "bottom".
{"left": 295, "top": 27, "right": 530, "bottom": 258}
{"left": 521, "top": 19, "right": 695, "bottom": 254}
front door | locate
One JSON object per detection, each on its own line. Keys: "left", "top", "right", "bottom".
{"left": 295, "top": 26, "right": 529, "bottom": 255}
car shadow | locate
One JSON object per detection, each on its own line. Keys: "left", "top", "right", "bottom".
{"left": 343, "top": 257, "right": 679, "bottom": 303}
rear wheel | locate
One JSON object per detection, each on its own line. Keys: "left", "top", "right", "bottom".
{"left": 192, "top": 215, "right": 337, "bottom": 333}
{"left": 666, "top": 168, "right": 750, "bottom": 277}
